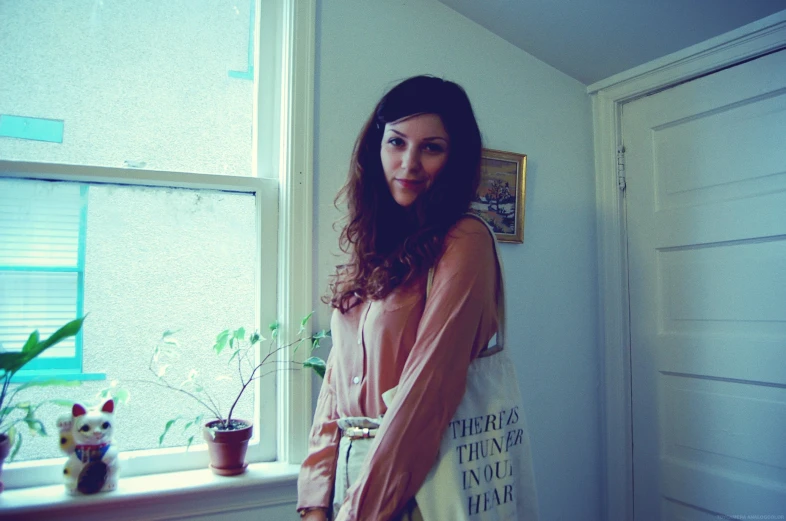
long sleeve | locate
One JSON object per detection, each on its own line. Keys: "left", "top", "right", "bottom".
{"left": 297, "top": 346, "right": 341, "bottom": 510}
{"left": 334, "top": 217, "right": 499, "bottom": 521}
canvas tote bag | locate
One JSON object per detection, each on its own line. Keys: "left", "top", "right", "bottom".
{"left": 385, "top": 216, "right": 539, "bottom": 521}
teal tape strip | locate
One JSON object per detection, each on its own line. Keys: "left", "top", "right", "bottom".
{"left": 11, "top": 371, "right": 107, "bottom": 383}
{"left": 0, "top": 114, "right": 64, "bottom": 143}
{"left": 228, "top": 0, "right": 255, "bottom": 80}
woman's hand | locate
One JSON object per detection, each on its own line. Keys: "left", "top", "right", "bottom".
{"left": 300, "top": 508, "right": 328, "bottom": 521}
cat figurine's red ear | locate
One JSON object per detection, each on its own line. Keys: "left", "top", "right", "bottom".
{"left": 101, "top": 399, "right": 115, "bottom": 414}
{"left": 72, "top": 403, "right": 87, "bottom": 417}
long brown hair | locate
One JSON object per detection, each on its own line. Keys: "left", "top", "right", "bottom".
{"left": 327, "top": 76, "right": 482, "bottom": 313}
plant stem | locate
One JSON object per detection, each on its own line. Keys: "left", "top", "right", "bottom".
{"left": 0, "top": 374, "right": 11, "bottom": 425}
{"left": 224, "top": 336, "right": 308, "bottom": 424}
{"left": 126, "top": 378, "right": 222, "bottom": 421}
{"left": 250, "top": 366, "right": 300, "bottom": 382}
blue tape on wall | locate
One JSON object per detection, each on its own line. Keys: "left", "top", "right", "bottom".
{"left": 228, "top": 0, "right": 255, "bottom": 80}
{"left": 0, "top": 114, "right": 64, "bottom": 143}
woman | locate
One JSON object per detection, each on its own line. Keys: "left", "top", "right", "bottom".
{"left": 297, "top": 76, "right": 500, "bottom": 521}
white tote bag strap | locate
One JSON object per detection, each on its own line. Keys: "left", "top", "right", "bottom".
{"left": 427, "top": 213, "right": 506, "bottom": 355}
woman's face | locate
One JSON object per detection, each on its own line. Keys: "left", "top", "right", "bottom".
{"left": 380, "top": 113, "right": 450, "bottom": 207}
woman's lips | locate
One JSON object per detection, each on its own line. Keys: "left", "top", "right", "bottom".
{"left": 396, "top": 179, "right": 425, "bottom": 190}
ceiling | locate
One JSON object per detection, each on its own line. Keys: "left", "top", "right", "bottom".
{"left": 438, "top": 0, "right": 786, "bottom": 85}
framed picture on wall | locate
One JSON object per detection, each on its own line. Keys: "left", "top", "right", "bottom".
{"left": 470, "top": 148, "right": 527, "bottom": 243}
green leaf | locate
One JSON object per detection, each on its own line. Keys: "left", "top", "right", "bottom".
{"left": 299, "top": 312, "right": 315, "bottom": 334}
{"left": 46, "top": 399, "right": 76, "bottom": 408}
{"left": 14, "top": 379, "right": 81, "bottom": 393}
{"left": 304, "top": 357, "right": 326, "bottom": 379}
{"left": 214, "top": 329, "right": 230, "bottom": 354}
{"left": 7, "top": 317, "right": 87, "bottom": 374}
{"left": 113, "top": 388, "right": 130, "bottom": 404}
{"left": 249, "top": 332, "right": 261, "bottom": 345}
{"left": 301, "top": 312, "right": 314, "bottom": 328}
{"left": 24, "top": 418, "right": 46, "bottom": 437}
{"left": 8, "top": 428, "right": 22, "bottom": 462}
{"left": 99, "top": 384, "right": 131, "bottom": 405}
{"left": 21, "top": 330, "right": 40, "bottom": 354}
{"left": 0, "top": 352, "right": 28, "bottom": 374}
{"left": 185, "top": 435, "right": 195, "bottom": 451}
{"left": 159, "top": 418, "right": 178, "bottom": 446}
{"left": 233, "top": 327, "right": 246, "bottom": 342}
{"left": 183, "top": 412, "right": 205, "bottom": 434}
{"left": 37, "top": 316, "right": 86, "bottom": 352}
{"left": 227, "top": 349, "right": 240, "bottom": 365}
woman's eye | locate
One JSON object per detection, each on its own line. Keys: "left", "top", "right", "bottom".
{"left": 388, "top": 137, "right": 404, "bottom": 147}
{"left": 424, "top": 143, "right": 444, "bottom": 153}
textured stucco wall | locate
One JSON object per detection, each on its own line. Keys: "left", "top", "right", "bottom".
{"left": 0, "top": 0, "right": 253, "bottom": 175}
{"left": 312, "top": 1, "right": 600, "bottom": 520}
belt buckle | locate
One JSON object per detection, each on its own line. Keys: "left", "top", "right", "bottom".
{"left": 346, "top": 426, "right": 372, "bottom": 439}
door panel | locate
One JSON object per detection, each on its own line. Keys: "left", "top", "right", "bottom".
{"left": 623, "top": 49, "right": 786, "bottom": 520}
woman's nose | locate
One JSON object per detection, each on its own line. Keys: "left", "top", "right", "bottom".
{"left": 402, "top": 148, "right": 421, "bottom": 172}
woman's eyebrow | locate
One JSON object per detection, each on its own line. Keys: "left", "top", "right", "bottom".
{"left": 389, "top": 129, "right": 448, "bottom": 141}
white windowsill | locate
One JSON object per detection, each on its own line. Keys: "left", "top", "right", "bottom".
{"left": 0, "top": 462, "right": 301, "bottom": 521}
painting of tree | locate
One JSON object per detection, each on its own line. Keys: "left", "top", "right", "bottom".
{"left": 470, "top": 149, "right": 527, "bottom": 243}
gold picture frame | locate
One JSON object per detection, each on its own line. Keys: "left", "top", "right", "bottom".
{"left": 471, "top": 148, "right": 527, "bottom": 243}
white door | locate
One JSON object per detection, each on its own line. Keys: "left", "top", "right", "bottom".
{"left": 623, "top": 49, "right": 786, "bottom": 521}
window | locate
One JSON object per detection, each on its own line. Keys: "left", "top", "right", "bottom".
{"left": 0, "top": 0, "right": 314, "bottom": 491}
{"left": 0, "top": 181, "right": 89, "bottom": 377}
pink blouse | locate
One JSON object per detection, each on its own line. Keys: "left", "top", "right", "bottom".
{"left": 297, "top": 216, "right": 500, "bottom": 521}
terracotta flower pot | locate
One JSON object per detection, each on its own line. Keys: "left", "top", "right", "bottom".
{"left": 0, "top": 433, "right": 11, "bottom": 494}
{"left": 203, "top": 419, "right": 252, "bottom": 476}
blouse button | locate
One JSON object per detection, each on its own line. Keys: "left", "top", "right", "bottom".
{"left": 353, "top": 376, "right": 360, "bottom": 384}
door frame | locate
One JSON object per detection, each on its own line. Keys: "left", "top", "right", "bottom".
{"left": 588, "top": 11, "right": 786, "bottom": 521}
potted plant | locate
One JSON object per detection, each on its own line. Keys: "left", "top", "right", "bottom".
{"left": 0, "top": 316, "right": 86, "bottom": 492}
{"left": 135, "top": 314, "right": 328, "bottom": 475}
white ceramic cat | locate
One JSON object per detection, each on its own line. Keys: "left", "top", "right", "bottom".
{"left": 57, "top": 399, "right": 119, "bottom": 495}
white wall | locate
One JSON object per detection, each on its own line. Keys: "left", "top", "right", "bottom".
{"left": 312, "top": 1, "right": 600, "bottom": 520}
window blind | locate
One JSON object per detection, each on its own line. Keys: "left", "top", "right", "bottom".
{"left": 0, "top": 179, "right": 83, "bottom": 360}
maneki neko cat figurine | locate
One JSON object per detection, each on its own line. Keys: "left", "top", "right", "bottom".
{"left": 57, "top": 399, "right": 119, "bottom": 495}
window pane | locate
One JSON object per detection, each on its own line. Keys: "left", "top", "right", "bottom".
{"left": 0, "top": 271, "right": 79, "bottom": 358}
{"left": 0, "top": 180, "right": 82, "bottom": 268}
{"left": 9, "top": 180, "right": 257, "bottom": 462}
{"left": 0, "top": 1, "right": 255, "bottom": 176}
